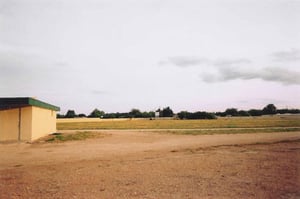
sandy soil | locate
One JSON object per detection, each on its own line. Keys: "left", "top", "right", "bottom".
{"left": 0, "top": 131, "right": 300, "bottom": 199}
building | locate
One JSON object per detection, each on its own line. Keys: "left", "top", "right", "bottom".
{"left": 0, "top": 97, "right": 60, "bottom": 142}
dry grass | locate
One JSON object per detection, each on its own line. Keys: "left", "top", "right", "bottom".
{"left": 57, "top": 115, "right": 300, "bottom": 130}
{"left": 40, "top": 131, "right": 107, "bottom": 142}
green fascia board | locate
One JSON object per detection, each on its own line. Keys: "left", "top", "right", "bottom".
{"left": 28, "top": 98, "right": 60, "bottom": 111}
{"left": 0, "top": 97, "right": 60, "bottom": 111}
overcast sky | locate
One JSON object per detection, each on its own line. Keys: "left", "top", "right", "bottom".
{"left": 1, "top": 0, "right": 300, "bottom": 114}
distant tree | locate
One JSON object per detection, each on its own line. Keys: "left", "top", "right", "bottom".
{"left": 277, "top": 109, "right": 289, "bottom": 114}
{"left": 225, "top": 108, "right": 238, "bottom": 116}
{"left": 57, "top": 113, "right": 65, "bottom": 118}
{"left": 65, "top": 110, "right": 76, "bottom": 118}
{"left": 103, "top": 113, "right": 116, "bottom": 118}
{"left": 118, "top": 112, "right": 130, "bottom": 118}
{"left": 143, "top": 111, "right": 155, "bottom": 118}
{"left": 262, "top": 104, "right": 277, "bottom": 115}
{"left": 287, "top": 109, "right": 300, "bottom": 114}
{"left": 129, "top": 108, "right": 142, "bottom": 118}
{"left": 89, "top": 109, "right": 105, "bottom": 118}
{"left": 238, "top": 110, "right": 250, "bottom": 117}
{"left": 215, "top": 112, "right": 226, "bottom": 117}
{"left": 78, "top": 113, "right": 87, "bottom": 118}
{"left": 105, "top": 112, "right": 130, "bottom": 118}
{"left": 248, "top": 109, "right": 263, "bottom": 116}
{"left": 278, "top": 108, "right": 300, "bottom": 114}
{"left": 160, "top": 107, "right": 174, "bottom": 117}
{"left": 191, "top": 111, "right": 216, "bottom": 119}
{"left": 177, "top": 111, "right": 190, "bottom": 119}
{"left": 178, "top": 111, "right": 216, "bottom": 119}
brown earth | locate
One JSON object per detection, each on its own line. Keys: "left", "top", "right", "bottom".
{"left": 0, "top": 131, "right": 300, "bottom": 199}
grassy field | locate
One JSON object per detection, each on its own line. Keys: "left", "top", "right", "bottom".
{"left": 57, "top": 115, "right": 300, "bottom": 132}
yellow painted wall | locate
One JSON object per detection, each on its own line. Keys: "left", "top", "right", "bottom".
{"left": 20, "top": 107, "right": 33, "bottom": 141}
{"left": 0, "top": 106, "right": 56, "bottom": 142}
{"left": 31, "top": 106, "right": 57, "bottom": 141}
{"left": 0, "top": 108, "right": 20, "bottom": 141}
{"left": 0, "top": 107, "right": 33, "bottom": 141}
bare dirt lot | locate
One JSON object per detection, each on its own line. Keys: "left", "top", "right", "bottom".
{"left": 1, "top": 131, "right": 300, "bottom": 199}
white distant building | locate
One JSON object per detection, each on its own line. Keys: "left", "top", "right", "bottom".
{"left": 155, "top": 111, "right": 160, "bottom": 118}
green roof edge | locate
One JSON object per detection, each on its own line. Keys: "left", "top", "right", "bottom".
{"left": 28, "top": 98, "right": 60, "bottom": 111}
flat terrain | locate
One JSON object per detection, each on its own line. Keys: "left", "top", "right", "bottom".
{"left": 1, "top": 131, "right": 300, "bottom": 198}
{"left": 57, "top": 115, "right": 300, "bottom": 130}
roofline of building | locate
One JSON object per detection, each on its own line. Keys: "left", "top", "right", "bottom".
{"left": 0, "top": 97, "right": 60, "bottom": 111}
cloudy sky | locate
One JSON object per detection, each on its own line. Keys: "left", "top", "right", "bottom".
{"left": 0, "top": 0, "right": 300, "bottom": 114}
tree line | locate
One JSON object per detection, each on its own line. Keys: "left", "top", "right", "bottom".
{"left": 57, "top": 107, "right": 174, "bottom": 119}
{"left": 57, "top": 104, "right": 300, "bottom": 119}
{"left": 215, "top": 104, "right": 300, "bottom": 117}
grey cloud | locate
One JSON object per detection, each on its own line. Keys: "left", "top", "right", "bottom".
{"left": 260, "top": 67, "right": 300, "bottom": 84}
{"left": 218, "top": 66, "right": 257, "bottom": 81}
{"left": 160, "top": 56, "right": 252, "bottom": 68}
{"left": 160, "top": 55, "right": 300, "bottom": 84}
{"left": 200, "top": 66, "right": 300, "bottom": 85}
{"left": 159, "top": 56, "right": 210, "bottom": 67}
{"left": 213, "top": 59, "right": 252, "bottom": 66}
{"left": 272, "top": 49, "right": 300, "bottom": 62}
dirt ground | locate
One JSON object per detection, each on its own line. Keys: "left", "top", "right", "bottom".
{"left": 0, "top": 131, "right": 300, "bottom": 199}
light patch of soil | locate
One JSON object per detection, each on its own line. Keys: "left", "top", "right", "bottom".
{"left": 0, "top": 131, "right": 300, "bottom": 199}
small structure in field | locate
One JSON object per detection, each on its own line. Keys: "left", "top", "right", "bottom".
{"left": 0, "top": 97, "right": 60, "bottom": 142}
{"left": 155, "top": 111, "right": 160, "bottom": 118}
